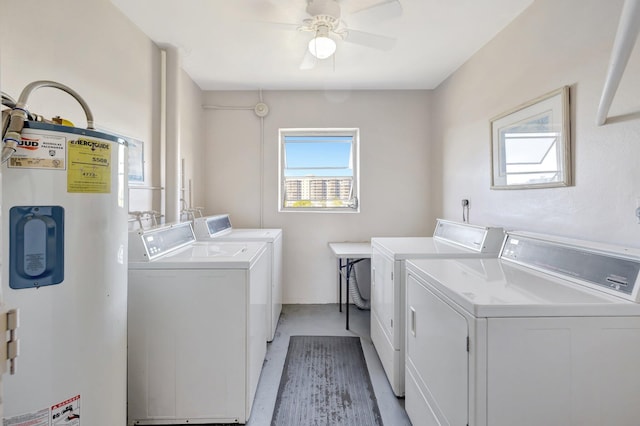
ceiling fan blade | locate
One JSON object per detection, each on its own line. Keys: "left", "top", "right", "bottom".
{"left": 255, "top": 0, "right": 304, "bottom": 23}
{"left": 255, "top": 1, "right": 281, "bottom": 19}
{"left": 299, "top": 49, "right": 317, "bottom": 70}
{"left": 343, "top": 29, "right": 396, "bottom": 51}
{"left": 251, "top": 20, "right": 301, "bottom": 31}
{"left": 347, "top": 0, "right": 402, "bottom": 18}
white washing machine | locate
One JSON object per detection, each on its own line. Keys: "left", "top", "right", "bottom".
{"left": 370, "top": 219, "right": 504, "bottom": 396}
{"left": 127, "top": 222, "right": 269, "bottom": 425}
{"left": 193, "top": 214, "right": 283, "bottom": 341}
{"left": 405, "top": 231, "right": 640, "bottom": 426}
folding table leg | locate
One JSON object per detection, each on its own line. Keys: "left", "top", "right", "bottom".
{"left": 338, "top": 258, "right": 343, "bottom": 312}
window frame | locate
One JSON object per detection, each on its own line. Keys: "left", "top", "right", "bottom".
{"left": 278, "top": 128, "right": 360, "bottom": 213}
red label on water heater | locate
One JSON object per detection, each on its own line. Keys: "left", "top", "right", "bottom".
{"left": 8, "top": 131, "right": 66, "bottom": 169}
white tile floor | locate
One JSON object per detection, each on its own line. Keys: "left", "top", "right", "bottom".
{"left": 247, "top": 304, "right": 411, "bottom": 426}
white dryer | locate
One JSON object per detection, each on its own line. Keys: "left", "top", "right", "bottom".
{"left": 127, "top": 222, "right": 269, "bottom": 425}
{"left": 405, "top": 232, "right": 640, "bottom": 426}
{"left": 370, "top": 219, "right": 504, "bottom": 396}
{"left": 193, "top": 214, "right": 283, "bottom": 341}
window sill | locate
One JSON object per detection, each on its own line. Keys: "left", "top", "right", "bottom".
{"left": 279, "top": 208, "right": 360, "bottom": 214}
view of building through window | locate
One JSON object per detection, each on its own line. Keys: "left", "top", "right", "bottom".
{"left": 284, "top": 176, "right": 353, "bottom": 206}
{"left": 280, "top": 131, "right": 359, "bottom": 210}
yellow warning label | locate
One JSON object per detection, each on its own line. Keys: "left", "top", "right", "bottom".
{"left": 67, "top": 138, "right": 111, "bottom": 193}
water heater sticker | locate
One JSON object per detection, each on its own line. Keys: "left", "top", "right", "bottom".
{"left": 8, "top": 132, "right": 66, "bottom": 170}
{"left": 51, "top": 394, "right": 80, "bottom": 425}
{"left": 2, "top": 407, "right": 49, "bottom": 426}
{"left": 23, "top": 217, "right": 47, "bottom": 276}
{"left": 67, "top": 138, "right": 111, "bottom": 193}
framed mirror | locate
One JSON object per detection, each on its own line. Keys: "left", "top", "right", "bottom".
{"left": 490, "top": 86, "right": 571, "bottom": 189}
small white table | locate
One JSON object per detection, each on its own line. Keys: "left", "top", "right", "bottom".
{"left": 328, "top": 242, "right": 372, "bottom": 330}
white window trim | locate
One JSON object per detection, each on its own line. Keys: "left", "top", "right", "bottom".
{"left": 278, "top": 128, "right": 360, "bottom": 213}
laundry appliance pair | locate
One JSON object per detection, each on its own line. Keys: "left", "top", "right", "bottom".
{"left": 127, "top": 221, "right": 270, "bottom": 424}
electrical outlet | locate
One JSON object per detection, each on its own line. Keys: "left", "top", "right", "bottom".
{"left": 461, "top": 199, "right": 469, "bottom": 207}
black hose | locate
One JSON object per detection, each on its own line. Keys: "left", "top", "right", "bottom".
{"left": 1, "top": 91, "right": 17, "bottom": 109}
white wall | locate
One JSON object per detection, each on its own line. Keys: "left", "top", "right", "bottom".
{"left": 203, "top": 90, "right": 433, "bottom": 303}
{"left": 1, "top": 0, "right": 161, "bottom": 219}
{"left": 1, "top": 0, "right": 205, "bottom": 229}
{"left": 8, "top": 0, "right": 638, "bottom": 306}
{"left": 434, "top": 0, "right": 640, "bottom": 246}
{"left": 179, "top": 69, "right": 206, "bottom": 219}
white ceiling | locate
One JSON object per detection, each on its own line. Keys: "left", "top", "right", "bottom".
{"left": 110, "top": 0, "right": 534, "bottom": 91}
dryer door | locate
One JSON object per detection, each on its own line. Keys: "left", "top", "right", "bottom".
{"left": 371, "top": 246, "right": 395, "bottom": 343}
{"left": 407, "top": 273, "right": 468, "bottom": 426}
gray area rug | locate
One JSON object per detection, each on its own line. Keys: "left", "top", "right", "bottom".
{"left": 271, "top": 336, "right": 383, "bottom": 426}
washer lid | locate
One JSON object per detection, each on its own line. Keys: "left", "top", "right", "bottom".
{"left": 199, "top": 228, "right": 282, "bottom": 242}
{"left": 372, "top": 237, "right": 500, "bottom": 260}
{"left": 407, "top": 257, "right": 640, "bottom": 318}
{"left": 371, "top": 220, "right": 504, "bottom": 260}
{"left": 128, "top": 241, "right": 267, "bottom": 269}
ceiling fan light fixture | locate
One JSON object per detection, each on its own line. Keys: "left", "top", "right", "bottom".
{"left": 308, "top": 24, "right": 336, "bottom": 59}
{"left": 308, "top": 35, "right": 336, "bottom": 59}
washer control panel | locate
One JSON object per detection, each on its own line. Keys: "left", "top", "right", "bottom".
{"left": 129, "top": 222, "right": 196, "bottom": 262}
{"left": 501, "top": 233, "right": 640, "bottom": 301}
{"left": 192, "top": 214, "right": 232, "bottom": 239}
{"left": 433, "top": 219, "right": 504, "bottom": 253}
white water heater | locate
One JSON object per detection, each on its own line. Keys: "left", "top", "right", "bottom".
{"left": 1, "top": 82, "right": 128, "bottom": 425}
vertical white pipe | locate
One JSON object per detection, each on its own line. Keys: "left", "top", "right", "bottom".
{"left": 163, "top": 45, "right": 182, "bottom": 222}
{"left": 181, "top": 157, "right": 186, "bottom": 212}
{"left": 596, "top": 0, "right": 640, "bottom": 125}
{"left": 259, "top": 90, "right": 265, "bottom": 228}
{"left": 159, "top": 50, "right": 167, "bottom": 223}
{"left": 260, "top": 115, "right": 265, "bottom": 228}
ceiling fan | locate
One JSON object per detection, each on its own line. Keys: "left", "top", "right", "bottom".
{"left": 284, "top": 0, "right": 402, "bottom": 70}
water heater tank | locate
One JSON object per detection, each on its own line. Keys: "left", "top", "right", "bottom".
{"left": 1, "top": 121, "right": 128, "bottom": 425}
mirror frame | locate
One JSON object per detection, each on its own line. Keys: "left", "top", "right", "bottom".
{"left": 490, "top": 86, "right": 571, "bottom": 189}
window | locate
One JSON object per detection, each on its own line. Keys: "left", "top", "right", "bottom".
{"left": 279, "top": 128, "right": 359, "bottom": 212}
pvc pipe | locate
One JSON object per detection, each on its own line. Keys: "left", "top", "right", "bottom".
{"left": 163, "top": 45, "right": 182, "bottom": 223}
{"left": 596, "top": 0, "right": 640, "bottom": 126}
{"left": 159, "top": 50, "right": 167, "bottom": 223}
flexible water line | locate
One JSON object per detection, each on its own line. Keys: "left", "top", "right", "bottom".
{"left": 348, "top": 263, "right": 371, "bottom": 310}
{"left": 1, "top": 91, "right": 17, "bottom": 108}
{"left": 16, "top": 80, "right": 95, "bottom": 128}
{"left": 2, "top": 80, "right": 95, "bottom": 164}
